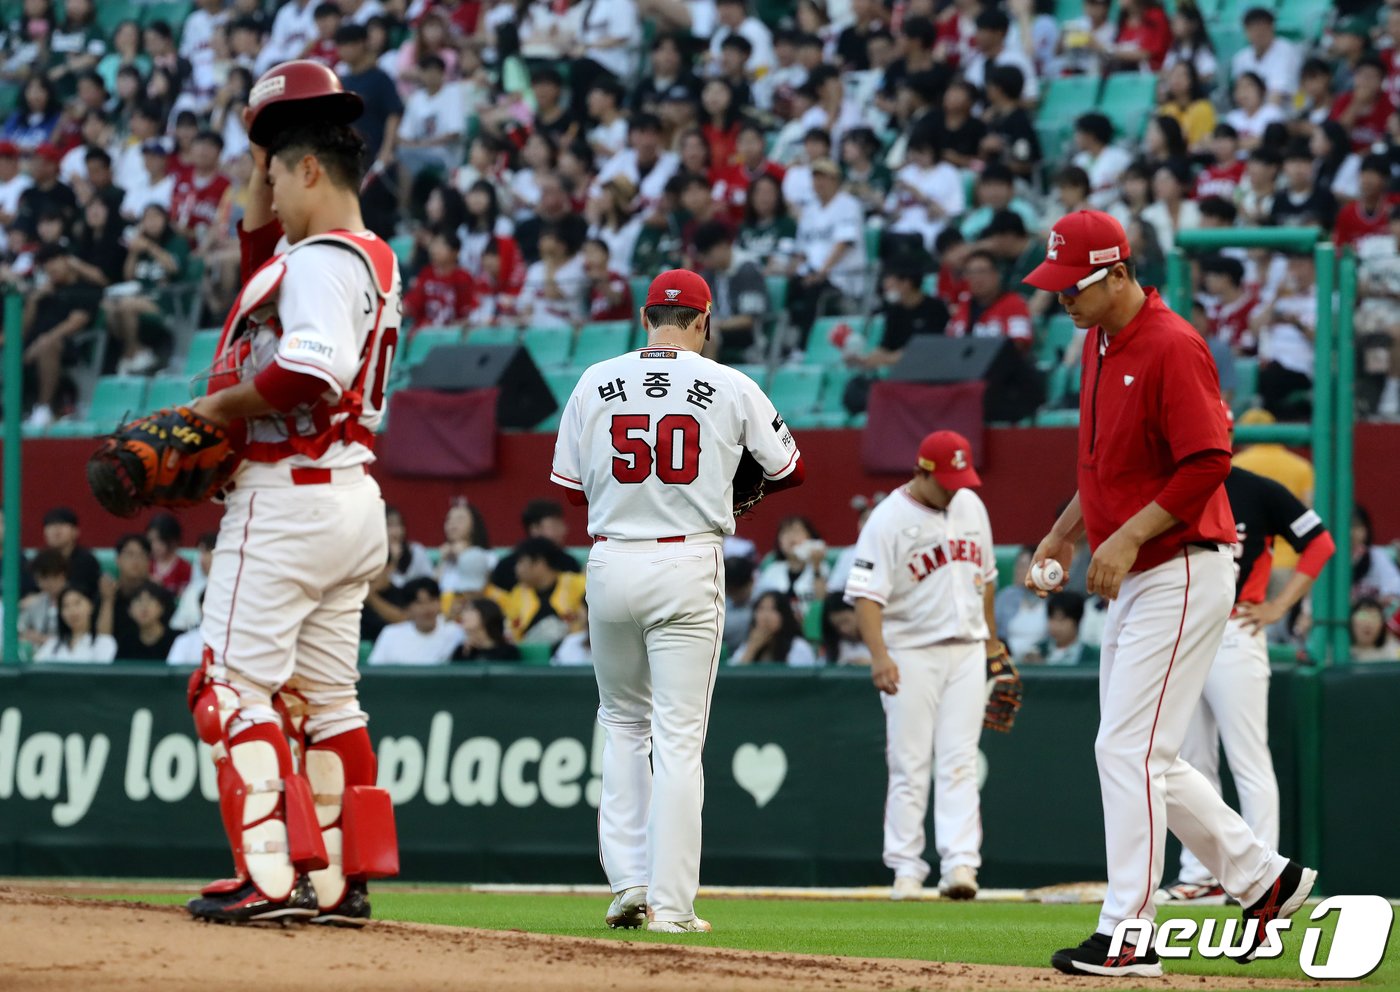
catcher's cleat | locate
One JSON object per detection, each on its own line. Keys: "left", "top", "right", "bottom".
{"left": 646, "top": 916, "right": 712, "bottom": 934}
{"left": 605, "top": 886, "right": 648, "bottom": 929}
{"left": 890, "top": 876, "right": 923, "bottom": 901}
{"left": 187, "top": 874, "right": 318, "bottom": 925}
{"left": 311, "top": 880, "right": 372, "bottom": 928}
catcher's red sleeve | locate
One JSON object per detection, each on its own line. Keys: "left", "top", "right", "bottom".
{"left": 239, "top": 218, "right": 284, "bottom": 282}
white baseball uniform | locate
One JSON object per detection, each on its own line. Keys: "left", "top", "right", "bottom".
{"left": 551, "top": 345, "right": 801, "bottom": 922}
{"left": 194, "top": 224, "right": 401, "bottom": 909}
{"left": 845, "top": 486, "right": 997, "bottom": 884}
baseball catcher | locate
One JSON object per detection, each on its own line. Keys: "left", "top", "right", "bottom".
{"left": 104, "top": 60, "right": 402, "bottom": 927}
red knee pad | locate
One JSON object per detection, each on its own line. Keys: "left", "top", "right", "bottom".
{"left": 307, "top": 727, "right": 377, "bottom": 787}
{"left": 342, "top": 786, "right": 399, "bottom": 879}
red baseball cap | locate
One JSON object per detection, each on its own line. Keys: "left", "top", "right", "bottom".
{"left": 0, "top": 140, "right": 18, "bottom": 157}
{"left": 32, "top": 143, "right": 63, "bottom": 164}
{"left": 645, "top": 269, "right": 712, "bottom": 313}
{"left": 916, "top": 430, "right": 981, "bottom": 490}
{"left": 1023, "top": 210, "right": 1132, "bottom": 293}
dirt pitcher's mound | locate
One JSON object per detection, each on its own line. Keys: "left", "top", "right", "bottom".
{"left": 0, "top": 887, "right": 1318, "bottom": 992}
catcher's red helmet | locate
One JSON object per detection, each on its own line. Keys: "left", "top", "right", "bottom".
{"left": 247, "top": 60, "right": 364, "bottom": 147}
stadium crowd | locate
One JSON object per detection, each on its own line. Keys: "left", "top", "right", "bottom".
{"left": 8, "top": 490, "right": 1400, "bottom": 665}
{"left": 2, "top": 0, "right": 1400, "bottom": 427}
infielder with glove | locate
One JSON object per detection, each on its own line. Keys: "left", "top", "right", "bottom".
{"left": 90, "top": 61, "right": 401, "bottom": 925}
{"left": 550, "top": 270, "right": 804, "bottom": 933}
{"left": 1023, "top": 211, "right": 1315, "bottom": 977}
{"left": 845, "top": 430, "right": 1018, "bottom": 903}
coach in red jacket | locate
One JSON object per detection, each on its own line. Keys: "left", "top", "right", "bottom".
{"left": 1020, "top": 211, "right": 1316, "bottom": 979}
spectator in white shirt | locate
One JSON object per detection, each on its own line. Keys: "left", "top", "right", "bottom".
{"left": 787, "top": 157, "right": 866, "bottom": 341}
{"left": 0, "top": 140, "right": 32, "bottom": 227}
{"left": 368, "top": 577, "right": 465, "bottom": 665}
{"left": 1224, "top": 71, "right": 1286, "bottom": 151}
{"left": 1252, "top": 250, "right": 1317, "bottom": 421}
{"left": 585, "top": 76, "right": 630, "bottom": 166}
{"left": 518, "top": 223, "right": 589, "bottom": 329}
{"left": 34, "top": 587, "right": 117, "bottom": 663}
{"left": 1071, "top": 112, "right": 1133, "bottom": 211}
{"left": 885, "top": 134, "right": 964, "bottom": 251}
{"left": 120, "top": 141, "right": 176, "bottom": 221}
{"left": 1231, "top": 7, "right": 1300, "bottom": 106}
{"left": 572, "top": 0, "right": 638, "bottom": 102}
{"left": 963, "top": 8, "right": 1039, "bottom": 104}
{"left": 180, "top": 0, "right": 229, "bottom": 66}
{"left": 259, "top": 0, "right": 319, "bottom": 74}
{"left": 593, "top": 112, "right": 679, "bottom": 211}
{"left": 780, "top": 127, "right": 831, "bottom": 218}
{"left": 730, "top": 591, "right": 820, "bottom": 666}
{"left": 398, "top": 54, "right": 466, "bottom": 186}
{"left": 709, "top": 0, "right": 775, "bottom": 80}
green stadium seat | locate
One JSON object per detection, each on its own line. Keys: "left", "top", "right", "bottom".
{"left": 522, "top": 326, "right": 573, "bottom": 369}
{"left": 630, "top": 276, "right": 651, "bottom": 311}
{"left": 518, "top": 642, "right": 554, "bottom": 665}
{"left": 807, "top": 314, "right": 870, "bottom": 367}
{"left": 1273, "top": 0, "right": 1319, "bottom": 42}
{"left": 141, "top": 0, "right": 193, "bottom": 28}
{"left": 1035, "top": 407, "right": 1081, "bottom": 427}
{"left": 1038, "top": 314, "right": 1079, "bottom": 367}
{"left": 765, "top": 275, "right": 788, "bottom": 311}
{"left": 1233, "top": 357, "right": 1259, "bottom": 414}
{"left": 818, "top": 365, "right": 854, "bottom": 413}
{"left": 994, "top": 545, "right": 1022, "bottom": 590}
{"left": 572, "top": 321, "right": 634, "bottom": 367}
{"left": 543, "top": 367, "right": 582, "bottom": 405}
{"left": 1210, "top": 26, "right": 1249, "bottom": 83}
{"left": 88, "top": 376, "right": 150, "bottom": 431}
{"left": 147, "top": 375, "right": 196, "bottom": 410}
{"left": 183, "top": 329, "right": 220, "bottom": 376}
{"left": 1054, "top": 0, "right": 1084, "bottom": 20}
{"left": 768, "top": 367, "right": 824, "bottom": 416}
{"left": 1045, "top": 364, "right": 1072, "bottom": 408}
{"left": 1036, "top": 74, "right": 1097, "bottom": 149}
{"left": 46, "top": 419, "right": 97, "bottom": 437}
{"left": 97, "top": 0, "right": 140, "bottom": 32}
{"left": 404, "top": 327, "right": 462, "bottom": 366}
{"left": 807, "top": 411, "right": 852, "bottom": 428}
{"left": 1099, "top": 72, "right": 1158, "bottom": 141}
{"left": 465, "top": 325, "right": 520, "bottom": 347}
{"left": 388, "top": 234, "right": 415, "bottom": 267}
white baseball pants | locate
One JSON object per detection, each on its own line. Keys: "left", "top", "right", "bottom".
{"left": 881, "top": 640, "right": 985, "bottom": 883}
{"left": 1176, "top": 618, "right": 1278, "bottom": 885}
{"left": 200, "top": 463, "right": 387, "bottom": 740}
{"left": 587, "top": 535, "right": 725, "bottom": 923}
{"left": 1095, "top": 547, "right": 1287, "bottom": 937}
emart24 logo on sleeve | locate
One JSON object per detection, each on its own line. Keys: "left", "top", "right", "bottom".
{"left": 1112, "top": 896, "right": 1395, "bottom": 979}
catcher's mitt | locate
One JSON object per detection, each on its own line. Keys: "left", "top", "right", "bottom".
{"left": 86, "top": 406, "right": 239, "bottom": 517}
{"left": 984, "top": 648, "right": 1023, "bottom": 733}
{"left": 732, "top": 449, "right": 767, "bottom": 517}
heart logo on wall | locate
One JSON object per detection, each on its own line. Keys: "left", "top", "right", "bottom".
{"left": 732, "top": 743, "right": 787, "bottom": 808}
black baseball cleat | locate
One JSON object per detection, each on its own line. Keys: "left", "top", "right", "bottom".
{"left": 1236, "top": 860, "right": 1318, "bottom": 964}
{"left": 311, "top": 881, "right": 373, "bottom": 928}
{"left": 1051, "top": 931, "right": 1163, "bottom": 978}
{"left": 187, "top": 874, "right": 318, "bottom": 925}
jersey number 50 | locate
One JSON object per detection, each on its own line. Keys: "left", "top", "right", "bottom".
{"left": 611, "top": 413, "right": 700, "bottom": 485}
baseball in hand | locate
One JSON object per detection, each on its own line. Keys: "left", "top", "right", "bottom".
{"left": 1030, "top": 560, "right": 1064, "bottom": 591}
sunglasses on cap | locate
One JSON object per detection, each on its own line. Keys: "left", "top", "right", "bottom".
{"left": 1059, "top": 265, "right": 1113, "bottom": 298}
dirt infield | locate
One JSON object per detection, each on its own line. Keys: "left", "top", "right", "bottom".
{"left": 0, "top": 887, "right": 1320, "bottom": 992}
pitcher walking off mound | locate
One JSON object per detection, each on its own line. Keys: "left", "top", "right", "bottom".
{"left": 845, "top": 431, "right": 1009, "bottom": 903}
{"left": 1022, "top": 211, "right": 1316, "bottom": 978}
{"left": 550, "top": 270, "right": 805, "bottom": 933}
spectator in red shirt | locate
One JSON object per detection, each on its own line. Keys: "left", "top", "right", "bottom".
{"left": 303, "top": 2, "right": 344, "bottom": 66}
{"left": 1110, "top": 0, "right": 1171, "bottom": 72}
{"left": 470, "top": 239, "right": 522, "bottom": 326}
{"left": 404, "top": 228, "right": 477, "bottom": 327}
{"left": 935, "top": 226, "right": 971, "bottom": 312}
{"left": 947, "top": 249, "right": 1033, "bottom": 352}
{"left": 678, "top": 171, "right": 723, "bottom": 265}
{"left": 700, "top": 78, "right": 745, "bottom": 173}
{"left": 1193, "top": 123, "right": 1245, "bottom": 201}
{"left": 147, "top": 512, "right": 192, "bottom": 597}
{"left": 1201, "top": 254, "right": 1259, "bottom": 355}
{"left": 712, "top": 121, "right": 786, "bottom": 225}
{"left": 581, "top": 238, "right": 634, "bottom": 323}
{"left": 1331, "top": 55, "right": 1393, "bottom": 152}
{"left": 169, "top": 130, "right": 231, "bottom": 241}
{"left": 1335, "top": 154, "right": 1394, "bottom": 248}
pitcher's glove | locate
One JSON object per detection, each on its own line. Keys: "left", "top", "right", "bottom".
{"left": 984, "top": 645, "right": 1023, "bottom": 733}
{"left": 732, "top": 449, "right": 768, "bottom": 517}
{"left": 86, "top": 406, "right": 239, "bottom": 517}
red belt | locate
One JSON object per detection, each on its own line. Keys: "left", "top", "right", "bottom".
{"left": 594, "top": 535, "right": 685, "bottom": 543}
{"left": 290, "top": 465, "right": 369, "bottom": 485}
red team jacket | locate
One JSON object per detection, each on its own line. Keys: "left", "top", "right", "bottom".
{"left": 171, "top": 171, "right": 232, "bottom": 237}
{"left": 1193, "top": 160, "right": 1245, "bottom": 201}
{"left": 1077, "top": 289, "right": 1236, "bottom": 572}
{"left": 947, "top": 291, "right": 1033, "bottom": 350}
{"left": 403, "top": 265, "right": 477, "bottom": 325}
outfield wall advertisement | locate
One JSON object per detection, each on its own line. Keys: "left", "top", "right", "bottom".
{"left": 0, "top": 664, "right": 1393, "bottom": 893}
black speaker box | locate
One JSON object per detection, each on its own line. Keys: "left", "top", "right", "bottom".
{"left": 408, "top": 343, "right": 558, "bottom": 429}
{"left": 886, "top": 335, "right": 1044, "bottom": 423}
